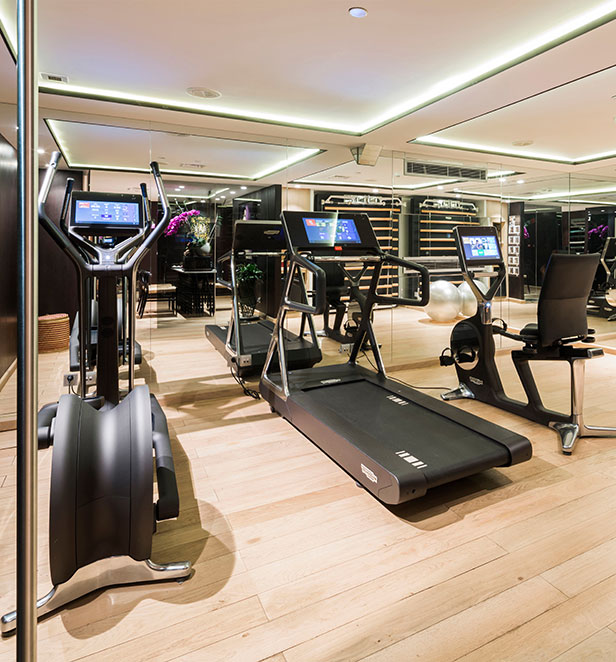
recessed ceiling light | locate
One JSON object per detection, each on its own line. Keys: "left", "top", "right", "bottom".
{"left": 200, "top": 199, "right": 205, "bottom": 203}
{"left": 241, "top": 186, "right": 247, "bottom": 190}
{"left": 37, "top": 148, "right": 45, "bottom": 154}
{"left": 512, "top": 139, "right": 534, "bottom": 147}
{"left": 175, "top": 188, "right": 181, "bottom": 191}
{"left": 186, "top": 86, "right": 222, "bottom": 99}
{"left": 372, "top": 188, "right": 379, "bottom": 193}
{"left": 517, "top": 179, "right": 525, "bottom": 184}
{"left": 437, "top": 185, "right": 444, "bottom": 190}
{"left": 230, "top": 190, "right": 236, "bottom": 195}
{"left": 349, "top": 7, "right": 368, "bottom": 18}
{"left": 456, "top": 194, "right": 461, "bottom": 198}
{"left": 178, "top": 185, "right": 185, "bottom": 189}
{"left": 294, "top": 184, "right": 301, "bottom": 189}
{"left": 215, "top": 197, "right": 220, "bottom": 200}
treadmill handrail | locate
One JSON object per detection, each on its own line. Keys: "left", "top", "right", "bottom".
{"left": 284, "top": 253, "right": 326, "bottom": 316}
{"left": 372, "top": 254, "right": 430, "bottom": 307}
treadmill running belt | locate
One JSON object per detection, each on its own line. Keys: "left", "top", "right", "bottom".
{"left": 302, "top": 380, "right": 510, "bottom": 486}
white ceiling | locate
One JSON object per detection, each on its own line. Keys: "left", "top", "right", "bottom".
{"left": 416, "top": 66, "right": 616, "bottom": 162}
{"left": 2, "top": 2, "right": 616, "bottom": 195}
{"left": 48, "top": 120, "right": 320, "bottom": 179}
{"left": 1, "top": 0, "right": 610, "bottom": 132}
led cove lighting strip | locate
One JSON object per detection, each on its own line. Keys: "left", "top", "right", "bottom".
{"left": 528, "top": 184, "right": 616, "bottom": 200}
{"left": 47, "top": 120, "right": 320, "bottom": 180}
{"left": 415, "top": 135, "right": 616, "bottom": 164}
{"left": 293, "top": 178, "right": 454, "bottom": 190}
{"left": 415, "top": 135, "right": 572, "bottom": 163}
{"left": 168, "top": 188, "right": 229, "bottom": 200}
{"left": 455, "top": 188, "right": 616, "bottom": 204}
{"left": 1, "top": 2, "right": 614, "bottom": 134}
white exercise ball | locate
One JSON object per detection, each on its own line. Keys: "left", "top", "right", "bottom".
{"left": 458, "top": 280, "right": 489, "bottom": 317}
{"left": 425, "top": 280, "right": 461, "bottom": 322}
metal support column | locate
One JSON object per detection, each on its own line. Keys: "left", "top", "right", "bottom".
{"left": 16, "top": 0, "right": 39, "bottom": 658}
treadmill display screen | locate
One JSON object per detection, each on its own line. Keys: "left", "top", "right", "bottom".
{"left": 461, "top": 234, "right": 501, "bottom": 262}
{"left": 302, "top": 216, "right": 361, "bottom": 245}
{"left": 73, "top": 200, "right": 141, "bottom": 227}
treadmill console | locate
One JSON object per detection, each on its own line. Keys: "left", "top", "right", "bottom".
{"left": 454, "top": 225, "right": 504, "bottom": 269}
{"left": 70, "top": 191, "right": 144, "bottom": 235}
{"left": 233, "top": 220, "right": 285, "bottom": 252}
{"left": 281, "top": 211, "right": 380, "bottom": 255}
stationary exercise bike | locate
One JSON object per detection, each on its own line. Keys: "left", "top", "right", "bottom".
{"left": 440, "top": 224, "right": 616, "bottom": 455}
{"left": 2, "top": 153, "right": 191, "bottom": 635}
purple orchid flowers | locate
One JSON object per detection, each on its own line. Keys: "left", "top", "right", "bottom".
{"left": 164, "top": 209, "right": 201, "bottom": 236}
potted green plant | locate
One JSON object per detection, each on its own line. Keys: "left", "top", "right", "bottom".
{"left": 236, "top": 262, "right": 263, "bottom": 317}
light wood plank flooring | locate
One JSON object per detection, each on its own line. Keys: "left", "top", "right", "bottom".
{"left": 1, "top": 302, "right": 616, "bottom": 660}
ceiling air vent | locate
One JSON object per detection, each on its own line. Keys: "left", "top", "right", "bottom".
{"left": 405, "top": 160, "right": 486, "bottom": 181}
{"left": 179, "top": 162, "right": 207, "bottom": 169}
{"left": 40, "top": 72, "right": 69, "bottom": 84}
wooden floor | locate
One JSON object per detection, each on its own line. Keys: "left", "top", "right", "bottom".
{"left": 2, "top": 302, "right": 616, "bottom": 660}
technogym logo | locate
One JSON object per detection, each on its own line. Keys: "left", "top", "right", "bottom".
{"left": 361, "top": 464, "right": 378, "bottom": 483}
{"left": 395, "top": 450, "right": 428, "bottom": 469}
{"left": 387, "top": 394, "right": 409, "bottom": 406}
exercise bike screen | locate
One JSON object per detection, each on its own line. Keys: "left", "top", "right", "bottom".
{"left": 461, "top": 235, "right": 501, "bottom": 262}
{"left": 302, "top": 216, "right": 361, "bottom": 245}
{"left": 73, "top": 200, "right": 141, "bottom": 227}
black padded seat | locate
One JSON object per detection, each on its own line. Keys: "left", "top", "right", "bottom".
{"left": 520, "top": 323, "right": 539, "bottom": 339}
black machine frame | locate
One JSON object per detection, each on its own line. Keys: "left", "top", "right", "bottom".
{"left": 441, "top": 224, "right": 616, "bottom": 454}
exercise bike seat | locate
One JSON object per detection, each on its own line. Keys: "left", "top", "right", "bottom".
{"left": 519, "top": 323, "right": 539, "bottom": 340}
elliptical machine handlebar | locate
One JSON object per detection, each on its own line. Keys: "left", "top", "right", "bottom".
{"left": 38, "top": 152, "right": 171, "bottom": 275}
{"left": 126, "top": 161, "right": 170, "bottom": 273}
{"left": 39, "top": 152, "right": 89, "bottom": 274}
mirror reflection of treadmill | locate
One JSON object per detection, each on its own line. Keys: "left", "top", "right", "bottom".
{"left": 205, "top": 220, "right": 322, "bottom": 379}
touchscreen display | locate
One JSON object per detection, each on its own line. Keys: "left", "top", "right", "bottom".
{"left": 73, "top": 200, "right": 141, "bottom": 226}
{"left": 302, "top": 216, "right": 361, "bottom": 244}
{"left": 461, "top": 234, "right": 501, "bottom": 261}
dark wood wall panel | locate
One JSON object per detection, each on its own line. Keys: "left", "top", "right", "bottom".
{"left": 38, "top": 169, "right": 83, "bottom": 321}
{"left": 0, "top": 133, "right": 18, "bottom": 378}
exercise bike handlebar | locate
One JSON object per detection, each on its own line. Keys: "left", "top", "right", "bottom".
{"left": 372, "top": 253, "right": 430, "bottom": 308}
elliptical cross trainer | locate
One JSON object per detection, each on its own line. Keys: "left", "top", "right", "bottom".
{"left": 2, "top": 153, "right": 191, "bottom": 635}
{"left": 440, "top": 224, "right": 616, "bottom": 454}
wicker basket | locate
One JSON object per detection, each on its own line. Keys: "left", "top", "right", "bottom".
{"left": 38, "top": 313, "right": 70, "bottom": 352}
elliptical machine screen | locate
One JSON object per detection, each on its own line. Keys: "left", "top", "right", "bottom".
{"left": 302, "top": 216, "right": 361, "bottom": 245}
{"left": 461, "top": 235, "right": 501, "bottom": 262}
{"left": 74, "top": 200, "right": 141, "bottom": 227}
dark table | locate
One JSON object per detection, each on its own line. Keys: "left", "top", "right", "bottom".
{"left": 171, "top": 266, "right": 216, "bottom": 316}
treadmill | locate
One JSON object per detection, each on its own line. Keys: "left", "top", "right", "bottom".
{"left": 205, "top": 220, "right": 321, "bottom": 378}
{"left": 260, "top": 211, "right": 532, "bottom": 504}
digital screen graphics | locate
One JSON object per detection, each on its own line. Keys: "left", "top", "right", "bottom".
{"left": 302, "top": 216, "right": 361, "bottom": 245}
{"left": 73, "top": 200, "right": 141, "bottom": 226}
{"left": 461, "top": 235, "right": 501, "bottom": 262}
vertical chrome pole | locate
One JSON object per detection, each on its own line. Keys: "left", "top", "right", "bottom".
{"left": 16, "top": 0, "right": 39, "bottom": 657}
